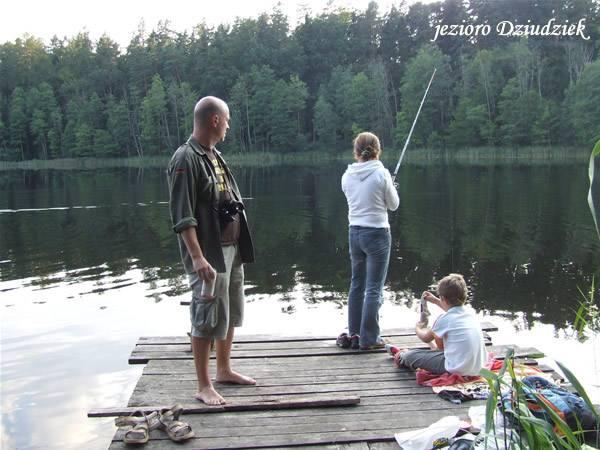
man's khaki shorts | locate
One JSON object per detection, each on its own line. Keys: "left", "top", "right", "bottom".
{"left": 189, "top": 244, "right": 244, "bottom": 340}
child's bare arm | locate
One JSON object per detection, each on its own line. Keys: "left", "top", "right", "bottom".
{"left": 434, "top": 335, "right": 444, "bottom": 350}
{"left": 415, "top": 322, "right": 435, "bottom": 343}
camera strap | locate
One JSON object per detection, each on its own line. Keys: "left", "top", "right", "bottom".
{"left": 215, "top": 153, "right": 241, "bottom": 203}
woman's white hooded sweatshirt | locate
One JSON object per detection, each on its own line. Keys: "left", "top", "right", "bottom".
{"left": 341, "top": 160, "right": 400, "bottom": 228}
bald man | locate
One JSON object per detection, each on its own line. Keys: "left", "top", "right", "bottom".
{"left": 167, "top": 96, "right": 256, "bottom": 405}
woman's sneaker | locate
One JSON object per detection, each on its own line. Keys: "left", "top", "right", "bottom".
{"left": 350, "top": 334, "right": 360, "bottom": 350}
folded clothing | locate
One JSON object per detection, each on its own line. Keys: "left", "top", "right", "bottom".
{"left": 416, "top": 370, "right": 481, "bottom": 387}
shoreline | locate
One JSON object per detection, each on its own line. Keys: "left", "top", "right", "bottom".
{"left": 0, "top": 146, "right": 590, "bottom": 171}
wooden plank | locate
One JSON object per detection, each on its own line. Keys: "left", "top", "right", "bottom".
{"left": 96, "top": 397, "right": 459, "bottom": 421}
{"left": 260, "top": 445, "right": 371, "bottom": 450}
{"left": 139, "top": 357, "right": 552, "bottom": 385}
{"left": 122, "top": 406, "right": 477, "bottom": 430}
{"left": 106, "top": 432, "right": 392, "bottom": 450}
{"left": 138, "top": 369, "right": 415, "bottom": 383}
{"left": 89, "top": 394, "right": 360, "bottom": 417}
{"left": 128, "top": 341, "right": 496, "bottom": 364}
{"left": 107, "top": 406, "right": 470, "bottom": 449}
{"left": 128, "top": 387, "right": 436, "bottom": 407}
{"left": 132, "top": 379, "right": 429, "bottom": 396}
{"left": 135, "top": 333, "right": 491, "bottom": 352}
{"left": 133, "top": 335, "right": 440, "bottom": 352}
{"left": 369, "top": 443, "right": 400, "bottom": 450}
{"left": 136, "top": 322, "right": 498, "bottom": 345}
{"left": 113, "top": 407, "right": 471, "bottom": 440}
{"left": 137, "top": 372, "right": 417, "bottom": 386}
{"left": 142, "top": 353, "right": 404, "bottom": 371}
{"left": 136, "top": 333, "right": 490, "bottom": 349}
{"left": 108, "top": 400, "right": 472, "bottom": 426}
{"left": 106, "top": 429, "right": 398, "bottom": 450}
{"left": 141, "top": 355, "right": 542, "bottom": 375}
{"left": 128, "top": 341, "right": 428, "bottom": 362}
{"left": 490, "top": 345, "right": 545, "bottom": 359}
{"left": 128, "top": 344, "right": 540, "bottom": 365}
{"left": 265, "top": 445, "right": 372, "bottom": 450}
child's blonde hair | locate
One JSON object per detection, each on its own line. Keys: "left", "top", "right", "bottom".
{"left": 437, "top": 273, "right": 468, "bottom": 306}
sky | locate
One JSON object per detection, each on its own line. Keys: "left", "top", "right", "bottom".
{"left": 0, "top": 0, "right": 432, "bottom": 48}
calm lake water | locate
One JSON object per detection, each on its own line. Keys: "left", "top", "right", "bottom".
{"left": 1, "top": 160, "right": 599, "bottom": 449}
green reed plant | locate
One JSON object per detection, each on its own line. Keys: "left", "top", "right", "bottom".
{"left": 574, "top": 277, "right": 599, "bottom": 341}
{"left": 575, "top": 140, "right": 600, "bottom": 341}
{"left": 587, "top": 140, "right": 600, "bottom": 241}
{"left": 480, "top": 349, "right": 600, "bottom": 449}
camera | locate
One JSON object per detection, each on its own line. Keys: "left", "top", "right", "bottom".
{"left": 218, "top": 200, "right": 244, "bottom": 228}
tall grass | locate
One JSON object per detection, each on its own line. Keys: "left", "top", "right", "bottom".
{"left": 574, "top": 278, "right": 599, "bottom": 342}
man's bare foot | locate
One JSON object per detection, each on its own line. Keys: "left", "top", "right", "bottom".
{"left": 195, "top": 385, "right": 226, "bottom": 405}
{"left": 215, "top": 369, "right": 256, "bottom": 385}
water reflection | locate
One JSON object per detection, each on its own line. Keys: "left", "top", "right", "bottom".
{"left": 1, "top": 163, "right": 599, "bottom": 327}
{"left": 1, "top": 161, "right": 599, "bottom": 450}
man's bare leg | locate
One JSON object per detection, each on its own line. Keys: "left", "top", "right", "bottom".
{"left": 191, "top": 336, "right": 225, "bottom": 405}
{"left": 215, "top": 327, "right": 256, "bottom": 385}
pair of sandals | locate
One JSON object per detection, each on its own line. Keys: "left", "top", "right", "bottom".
{"left": 336, "top": 333, "right": 387, "bottom": 351}
{"left": 115, "top": 404, "right": 194, "bottom": 445}
{"left": 336, "top": 332, "right": 360, "bottom": 350}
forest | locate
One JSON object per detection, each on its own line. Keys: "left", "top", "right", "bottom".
{"left": 0, "top": 0, "right": 599, "bottom": 161}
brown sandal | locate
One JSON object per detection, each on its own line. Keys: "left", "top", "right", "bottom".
{"left": 158, "top": 405, "right": 194, "bottom": 442}
{"left": 122, "top": 420, "right": 150, "bottom": 444}
{"left": 115, "top": 410, "right": 160, "bottom": 429}
{"left": 159, "top": 419, "right": 194, "bottom": 442}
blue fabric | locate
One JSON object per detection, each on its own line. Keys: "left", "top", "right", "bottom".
{"left": 347, "top": 226, "right": 391, "bottom": 347}
{"left": 501, "top": 376, "right": 598, "bottom": 432}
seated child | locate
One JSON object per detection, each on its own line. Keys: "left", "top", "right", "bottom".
{"left": 394, "top": 273, "right": 487, "bottom": 376}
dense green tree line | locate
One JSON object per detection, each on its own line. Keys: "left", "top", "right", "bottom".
{"left": 1, "top": 0, "right": 599, "bottom": 161}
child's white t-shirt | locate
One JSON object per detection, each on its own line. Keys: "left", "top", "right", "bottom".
{"left": 432, "top": 306, "right": 487, "bottom": 375}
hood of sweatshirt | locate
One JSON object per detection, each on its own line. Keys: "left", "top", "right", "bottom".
{"left": 344, "top": 160, "right": 384, "bottom": 181}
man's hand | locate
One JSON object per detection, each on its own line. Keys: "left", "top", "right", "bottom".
{"left": 192, "top": 256, "right": 216, "bottom": 282}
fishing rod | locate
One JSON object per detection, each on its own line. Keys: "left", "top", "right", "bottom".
{"left": 391, "top": 68, "right": 437, "bottom": 182}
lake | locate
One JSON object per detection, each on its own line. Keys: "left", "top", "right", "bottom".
{"left": 1, "top": 159, "right": 599, "bottom": 449}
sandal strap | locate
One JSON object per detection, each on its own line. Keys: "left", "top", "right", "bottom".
{"left": 167, "top": 420, "right": 192, "bottom": 437}
{"left": 159, "top": 405, "right": 183, "bottom": 424}
{"left": 124, "top": 422, "right": 149, "bottom": 437}
{"left": 116, "top": 411, "right": 160, "bottom": 430}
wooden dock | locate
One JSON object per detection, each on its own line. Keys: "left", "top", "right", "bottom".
{"left": 91, "top": 322, "right": 553, "bottom": 449}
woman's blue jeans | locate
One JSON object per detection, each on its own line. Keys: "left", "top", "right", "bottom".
{"left": 347, "top": 226, "right": 391, "bottom": 347}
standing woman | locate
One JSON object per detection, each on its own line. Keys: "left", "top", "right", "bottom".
{"left": 338, "top": 132, "right": 399, "bottom": 350}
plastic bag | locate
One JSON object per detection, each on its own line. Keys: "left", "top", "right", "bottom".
{"left": 395, "top": 415, "right": 461, "bottom": 450}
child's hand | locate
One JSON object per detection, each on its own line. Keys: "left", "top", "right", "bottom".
{"left": 422, "top": 291, "right": 435, "bottom": 302}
